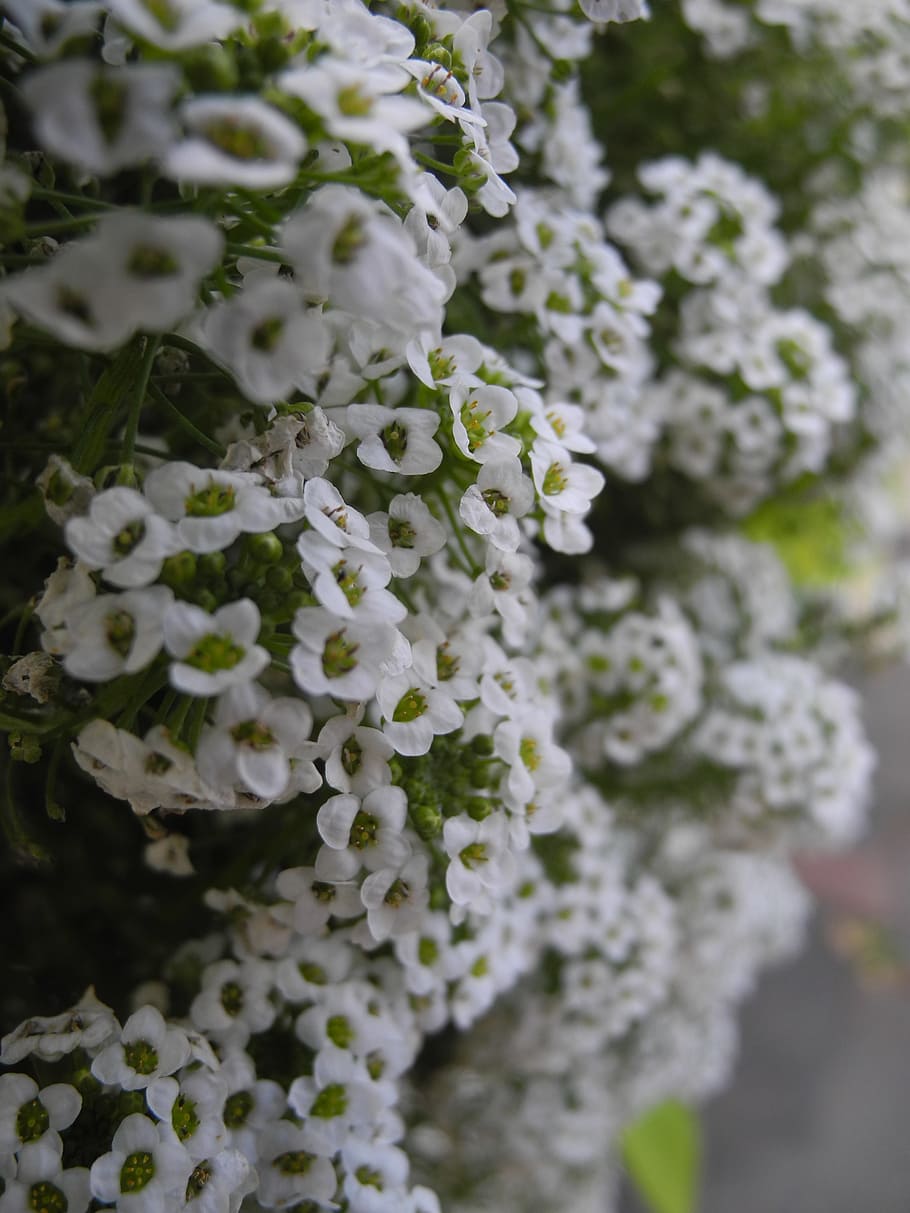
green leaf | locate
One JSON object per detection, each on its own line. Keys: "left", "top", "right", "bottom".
{"left": 620, "top": 1100, "right": 701, "bottom": 1213}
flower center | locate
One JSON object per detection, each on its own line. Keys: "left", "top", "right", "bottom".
{"left": 28, "top": 1181, "right": 67, "bottom": 1213}
{"left": 90, "top": 74, "right": 127, "bottom": 144}
{"left": 418, "top": 937, "right": 438, "bottom": 965}
{"left": 326, "top": 1014, "right": 354, "bottom": 1048}
{"left": 124, "top": 1038, "right": 159, "bottom": 1075}
{"left": 16, "top": 1097, "right": 49, "bottom": 1144}
{"left": 460, "top": 400, "right": 492, "bottom": 453}
{"left": 250, "top": 316, "right": 285, "bottom": 352}
{"left": 120, "top": 1150, "right": 156, "bottom": 1193}
{"left": 337, "top": 84, "right": 374, "bottom": 117}
{"left": 392, "top": 687, "right": 428, "bottom": 722}
{"left": 298, "top": 962, "right": 327, "bottom": 985}
{"left": 380, "top": 421, "right": 409, "bottom": 463}
{"left": 172, "top": 1093, "right": 200, "bottom": 1142}
{"left": 275, "top": 1150, "right": 315, "bottom": 1175}
{"left": 542, "top": 462, "right": 568, "bottom": 496}
{"left": 223, "top": 1089, "right": 254, "bottom": 1128}
{"left": 113, "top": 519, "right": 146, "bottom": 557}
{"left": 350, "top": 810, "right": 379, "bottom": 849}
{"left": 56, "top": 285, "right": 94, "bottom": 326}
{"left": 481, "top": 488, "right": 510, "bottom": 517}
{"left": 341, "top": 735, "right": 362, "bottom": 775}
{"left": 220, "top": 981, "right": 245, "bottom": 1016}
{"left": 105, "top": 609, "right": 136, "bottom": 658}
{"left": 309, "top": 1083, "right": 348, "bottom": 1119}
{"left": 185, "top": 633, "right": 245, "bottom": 673}
{"left": 388, "top": 518, "right": 416, "bottom": 549}
{"left": 322, "top": 630, "right": 359, "bottom": 678}
{"left": 356, "top": 1166, "right": 385, "bottom": 1189}
{"left": 460, "top": 842, "right": 488, "bottom": 868}
{"left": 332, "top": 215, "right": 366, "bottom": 265}
{"left": 128, "top": 245, "right": 179, "bottom": 278}
{"left": 185, "top": 483, "right": 236, "bottom": 517}
{"left": 231, "top": 720, "right": 276, "bottom": 750}
{"left": 185, "top": 1162, "right": 212, "bottom": 1202}
{"left": 202, "top": 119, "right": 273, "bottom": 161}
{"left": 519, "top": 737, "right": 541, "bottom": 771}
{"left": 384, "top": 878, "right": 410, "bottom": 907}
{"left": 332, "top": 561, "right": 364, "bottom": 607}
{"left": 436, "top": 643, "right": 459, "bottom": 681}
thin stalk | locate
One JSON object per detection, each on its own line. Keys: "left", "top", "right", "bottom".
{"left": 121, "top": 335, "right": 161, "bottom": 464}
{"left": 147, "top": 382, "right": 226, "bottom": 458}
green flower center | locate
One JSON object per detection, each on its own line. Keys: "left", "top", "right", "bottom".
{"left": 172, "top": 1094, "right": 200, "bottom": 1142}
{"left": 418, "top": 936, "right": 438, "bottom": 965}
{"left": 203, "top": 119, "right": 273, "bottom": 161}
{"left": 332, "top": 561, "right": 364, "bottom": 607}
{"left": 481, "top": 488, "right": 510, "bottom": 517}
{"left": 128, "top": 245, "right": 179, "bottom": 278}
{"left": 298, "top": 961, "right": 327, "bottom": 985}
{"left": 120, "top": 1150, "right": 155, "bottom": 1193}
{"left": 312, "top": 880, "right": 338, "bottom": 903}
{"left": 185, "top": 633, "right": 245, "bottom": 673}
{"left": 124, "top": 1038, "right": 159, "bottom": 1076}
{"left": 356, "top": 1166, "right": 384, "bottom": 1189}
{"left": 326, "top": 1014, "right": 354, "bottom": 1048}
{"left": 105, "top": 609, "right": 136, "bottom": 658}
{"left": 56, "top": 285, "right": 94, "bottom": 326}
{"left": 275, "top": 1150, "right": 314, "bottom": 1175}
{"left": 250, "top": 316, "right": 285, "bottom": 353}
{"left": 90, "top": 74, "right": 127, "bottom": 144}
{"left": 341, "top": 736, "right": 362, "bottom": 776}
{"left": 113, "top": 519, "right": 146, "bottom": 557}
{"left": 223, "top": 1089, "right": 254, "bottom": 1129}
{"left": 322, "top": 630, "right": 359, "bottom": 678}
{"left": 185, "top": 483, "right": 236, "bottom": 517}
{"left": 332, "top": 215, "right": 365, "bottom": 265}
{"left": 384, "top": 878, "right": 409, "bottom": 907}
{"left": 388, "top": 518, "right": 416, "bottom": 549}
{"left": 471, "top": 955, "right": 489, "bottom": 977}
{"left": 519, "top": 737, "right": 541, "bottom": 771}
{"left": 459, "top": 842, "right": 487, "bottom": 868}
{"left": 427, "top": 349, "right": 455, "bottom": 381}
{"left": 393, "top": 688, "right": 427, "bottom": 723}
{"left": 541, "top": 462, "right": 567, "bottom": 496}
{"left": 350, "top": 810, "right": 378, "bottom": 850}
{"left": 28, "top": 1180, "right": 67, "bottom": 1213}
{"left": 509, "top": 267, "right": 526, "bottom": 295}
{"left": 460, "top": 400, "right": 491, "bottom": 453}
{"left": 309, "top": 1083, "right": 348, "bottom": 1119}
{"left": 230, "top": 720, "right": 276, "bottom": 750}
{"left": 16, "top": 1097, "right": 49, "bottom": 1144}
{"left": 337, "top": 84, "right": 373, "bottom": 117}
{"left": 220, "top": 981, "right": 245, "bottom": 1016}
{"left": 145, "top": 752, "right": 173, "bottom": 775}
{"left": 185, "top": 1161, "right": 211, "bottom": 1202}
{"left": 489, "top": 571, "right": 511, "bottom": 591}
{"left": 546, "top": 409, "right": 567, "bottom": 437}
{"left": 366, "top": 1052, "right": 385, "bottom": 1080}
{"left": 380, "top": 421, "right": 408, "bottom": 463}
{"left": 436, "top": 644, "right": 459, "bottom": 682}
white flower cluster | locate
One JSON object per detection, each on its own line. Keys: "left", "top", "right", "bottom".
{"left": 0, "top": 0, "right": 891, "bottom": 1210}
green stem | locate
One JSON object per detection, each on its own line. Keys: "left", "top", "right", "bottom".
{"left": 22, "top": 213, "right": 106, "bottom": 236}
{"left": 225, "top": 242, "right": 287, "bottom": 263}
{"left": 0, "top": 29, "right": 37, "bottom": 62}
{"left": 147, "top": 382, "right": 227, "bottom": 458}
{"left": 30, "top": 186, "right": 114, "bottom": 210}
{"left": 121, "top": 335, "right": 161, "bottom": 465}
{"left": 415, "top": 152, "right": 459, "bottom": 177}
{"left": 435, "top": 487, "right": 481, "bottom": 576}
{"left": 1, "top": 759, "right": 50, "bottom": 868}
{"left": 186, "top": 696, "right": 210, "bottom": 752}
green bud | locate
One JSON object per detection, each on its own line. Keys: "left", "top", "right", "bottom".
{"left": 411, "top": 801, "right": 443, "bottom": 839}
{"left": 429, "top": 883, "right": 449, "bottom": 911}
{"left": 467, "top": 797, "right": 494, "bottom": 821}
{"left": 198, "top": 551, "right": 226, "bottom": 581}
{"left": 161, "top": 551, "right": 197, "bottom": 587}
{"left": 471, "top": 734, "right": 495, "bottom": 757}
{"left": 246, "top": 532, "right": 284, "bottom": 564}
{"left": 183, "top": 46, "right": 240, "bottom": 92}
{"left": 9, "top": 733, "right": 42, "bottom": 764}
{"left": 266, "top": 565, "right": 294, "bottom": 592}
{"left": 411, "top": 14, "right": 433, "bottom": 46}
{"left": 551, "top": 59, "right": 574, "bottom": 83}
{"left": 194, "top": 589, "right": 218, "bottom": 613}
{"left": 470, "top": 759, "right": 495, "bottom": 788}
{"left": 425, "top": 43, "right": 452, "bottom": 68}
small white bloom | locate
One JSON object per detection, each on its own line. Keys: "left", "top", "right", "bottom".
{"left": 315, "top": 787, "right": 410, "bottom": 881}
{"left": 165, "top": 96, "right": 307, "bottom": 189}
{"left": 448, "top": 381, "right": 521, "bottom": 463}
{"left": 63, "top": 586, "right": 173, "bottom": 682}
{"left": 105, "top": 0, "right": 243, "bottom": 49}
{"left": 1, "top": 1138, "right": 90, "bottom": 1213}
{"left": 92, "top": 1006, "right": 191, "bottom": 1091}
{"left": 89, "top": 1113, "right": 192, "bottom": 1210}
{"left": 459, "top": 459, "right": 534, "bottom": 552}
{"left": 165, "top": 600, "right": 269, "bottom": 696}
{"left": 443, "top": 812, "right": 515, "bottom": 909}
{"left": 291, "top": 607, "right": 404, "bottom": 701}
{"left": 256, "top": 1121, "right": 338, "bottom": 1208}
{"left": 0, "top": 1074, "right": 81, "bottom": 1154}
{"left": 347, "top": 404, "right": 442, "bottom": 475}
{"left": 360, "top": 853, "right": 430, "bottom": 942}
{"left": 376, "top": 665, "right": 464, "bottom": 757}
{"left": 65, "top": 488, "right": 179, "bottom": 588}
{"left": 368, "top": 494, "right": 446, "bottom": 578}
{"left": 530, "top": 439, "right": 605, "bottom": 514}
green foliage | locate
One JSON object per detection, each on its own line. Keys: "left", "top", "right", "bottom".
{"left": 621, "top": 1100, "right": 701, "bottom": 1213}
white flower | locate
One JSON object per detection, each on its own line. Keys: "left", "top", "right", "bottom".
{"left": 291, "top": 607, "right": 405, "bottom": 701}
{"left": 287, "top": 1051, "right": 383, "bottom": 1155}
{"left": 0, "top": 1074, "right": 81, "bottom": 1153}
{"left": 469, "top": 550, "right": 536, "bottom": 646}
{"left": 3, "top": 0, "right": 102, "bottom": 59}
{"left": 347, "top": 404, "right": 442, "bottom": 475}
{"left": 302, "top": 478, "right": 380, "bottom": 552}
{"left": 315, "top": 787, "right": 410, "bottom": 880}
{"left": 22, "top": 60, "right": 179, "bottom": 176}
{"left": 143, "top": 462, "right": 304, "bottom": 553}
{"left": 459, "top": 459, "right": 534, "bottom": 552}
{"left": 448, "top": 381, "right": 521, "bottom": 463}
{"left": 63, "top": 586, "right": 173, "bottom": 682}
{"left": 165, "top": 600, "right": 269, "bottom": 696}
{"left": 89, "top": 1114, "right": 193, "bottom": 1211}
{"left": 165, "top": 96, "right": 307, "bottom": 189}
{"left": 189, "top": 960, "right": 275, "bottom": 1046}
{"left": 580, "top": 0, "right": 648, "bottom": 23}
{"left": 146, "top": 1071, "right": 227, "bottom": 1162}
{"left": 341, "top": 1140, "right": 410, "bottom": 1213}
{"left": 493, "top": 719, "right": 572, "bottom": 805}
{"left": 375, "top": 664, "right": 464, "bottom": 757}
{"left": 256, "top": 1121, "right": 338, "bottom": 1209}
{"left": 275, "top": 865, "right": 363, "bottom": 935}
{"left": 1, "top": 1138, "right": 90, "bottom": 1213}
{"left": 0, "top": 988, "right": 118, "bottom": 1066}
{"left": 65, "top": 488, "right": 179, "bottom": 588}
{"left": 530, "top": 439, "right": 605, "bottom": 514}
{"left": 92, "top": 1007, "right": 190, "bottom": 1093}
{"left": 196, "top": 684, "right": 319, "bottom": 802}
{"left": 368, "top": 494, "right": 446, "bottom": 578}
{"left": 179, "top": 1148, "right": 253, "bottom": 1213}
{"left": 222, "top": 409, "right": 345, "bottom": 484}
{"left": 360, "top": 853, "right": 430, "bottom": 942}
{"left": 443, "top": 812, "right": 515, "bottom": 908}
{"left": 197, "top": 281, "right": 331, "bottom": 406}
{"left": 297, "top": 533, "right": 405, "bottom": 626}
{"left": 105, "top": 0, "right": 243, "bottom": 49}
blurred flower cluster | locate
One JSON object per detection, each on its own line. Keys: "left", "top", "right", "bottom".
{"left": 0, "top": 0, "right": 907, "bottom": 1210}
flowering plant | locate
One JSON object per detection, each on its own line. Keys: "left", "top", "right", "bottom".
{"left": 0, "top": 0, "right": 904, "bottom": 1210}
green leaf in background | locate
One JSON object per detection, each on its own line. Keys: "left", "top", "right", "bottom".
{"left": 620, "top": 1100, "right": 701, "bottom": 1213}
